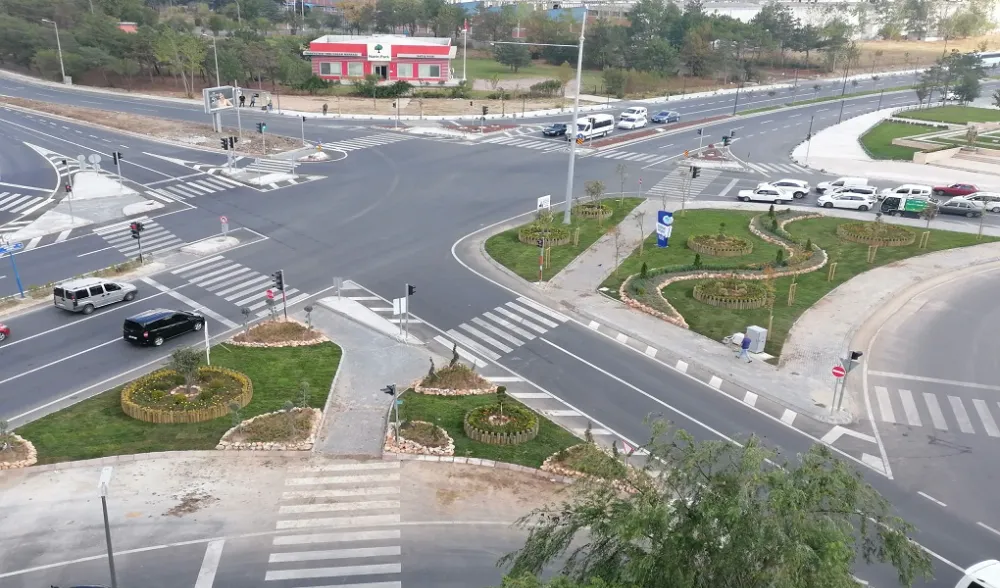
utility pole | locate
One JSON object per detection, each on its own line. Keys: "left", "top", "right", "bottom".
{"left": 561, "top": 9, "right": 588, "bottom": 225}
{"left": 98, "top": 467, "right": 119, "bottom": 588}
{"left": 805, "top": 115, "right": 814, "bottom": 165}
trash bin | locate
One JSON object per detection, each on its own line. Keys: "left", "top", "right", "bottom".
{"left": 746, "top": 325, "right": 767, "bottom": 353}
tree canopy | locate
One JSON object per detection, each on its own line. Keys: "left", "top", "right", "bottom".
{"left": 499, "top": 425, "right": 933, "bottom": 588}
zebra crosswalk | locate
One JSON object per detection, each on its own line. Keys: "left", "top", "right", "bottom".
{"left": 320, "top": 133, "right": 412, "bottom": 152}
{"left": 0, "top": 191, "right": 46, "bottom": 215}
{"left": 744, "top": 162, "right": 812, "bottom": 177}
{"left": 172, "top": 256, "right": 311, "bottom": 318}
{"left": 645, "top": 168, "right": 722, "bottom": 201}
{"left": 478, "top": 136, "right": 566, "bottom": 151}
{"left": 244, "top": 158, "right": 299, "bottom": 175}
{"left": 478, "top": 135, "right": 679, "bottom": 165}
{"left": 266, "top": 460, "right": 402, "bottom": 588}
{"left": 144, "top": 175, "right": 244, "bottom": 202}
{"left": 93, "top": 216, "right": 183, "bottom": 259}
{"left": 874, "top": 386, "right": 1000, "bottom": 437}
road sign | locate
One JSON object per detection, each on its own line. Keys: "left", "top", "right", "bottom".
{"left": 577, "top": 133, "right": 584, "bottom": 140}
{"left": 220, "top": 215, "right": 228, "bottom": 223}
{"left": 656, "top": 211, "right": 673, "bottom": 248}
{"left": 0, "top": 242, "right": 24, "bottom": 255}
{"left": 88, "top": 153, "right": 102, "bottom": 164}
{"left": 266, "top": 289, "right": 274, "bottom": 300}
{"left": 392, "top": 297, "right": 407, "bottom": 316}
{"left": 536, "top": 195, "right": 551, "bottom": 211}
{"left": 832, "top": 365, "right": 846, "bottom": 378}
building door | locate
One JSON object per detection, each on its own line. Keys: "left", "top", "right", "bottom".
{"left": 374, "top": 65, "right": 388, "bottom": 80}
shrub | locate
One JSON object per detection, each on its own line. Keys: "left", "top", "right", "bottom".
{"left": 450, "top": 80, "right": 472, "bottom": 99}
{"left": 529, "top": 79, "right": 563, "bottom": 96}
{"left": 640, "top": 261, "right": 648, "bottom": 279}
{"left": 693, "top": 253, "right": 703, "bottom": 268}
{"left": 775, "top": 248, "right": 785, "bottom": 265}
{"left": 295, "top": 74, "right": 330, "bottom": 94}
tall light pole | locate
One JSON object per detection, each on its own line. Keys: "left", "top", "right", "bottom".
{"left": 98, "top": 467, "right": 119, "bottom": 588}
{"left": 490, "top": 9, "right": 589, "bottom": 225}
{"left": 41, "top": 19, "right": 67, "bottom": 84}
{"left": 209, "top": 33, "right": 221, "bottom": 87}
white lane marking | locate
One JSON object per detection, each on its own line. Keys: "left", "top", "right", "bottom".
{"left": 495, "top": 306, "right": 546, "bottom": 333}
{"left": 875, "top": 386, "right": 896, "bottom": 424}
{"left": 139, "top": 277, "right": 237, "bottom": 328}
{"left": 171, "top": 255, "right": 225, "bottom": 274}
{"left": 949, "top": 395, "right": 975, "bottom": 434}
{"left": 433, "top": 335, "right": 486, "bottom": 368}
{"left": 616, "top": 333, "right": 629, "bottom": 344}
{"left": 510, "top": 392, "right": 550, "bottom": 399}
{"left": 718, "top": 179, "right": 739, "bottom": 197}
{"left": 0, "top": 338, "right": 119, "bottom": 387}
{"left": 285, "top": 474, "right": 400, "bottom": 486}
{"left": 588, "top": 320, "right": 600, "bottom": 330}
{"left": 516, "top": 296, "right": 569, "bottom": 322}
{"left": 264, "top": 563, "right": 401, "bottom": 581}
{"left": 743, "top": 391, "right": 758, "bottom": 406}
{"left": 544, "top": 409, "right": 581, "bottom": 417}
{"left": 194, "top": 540, "right": 225, "bottom": 588}
{"left": 977, "top": 521, "right": 1000, "bottom": 538}
{"left": 868, "top": 370, "right": 1000, "bottom": 391}
{"left": 275, "top": 514, "right": 401, "bottom": 530}
{"left": 974, "top": 399, "right": 1000, "bottom": 437}
{"left": 281, "top": 488, "right": 399, "bottom": 500}
{"left": 780, "top": 409, "right": 796, "bottom": 425}
{"left": 898, "top": 389, "right": 922, "bottom": 427}
{"left": 445, "top": 329, "right": 502, "bottom": 361}
{"left": 675, "top": 360, "right": 688, "bottom": 373}
{"left": 294, "top": 462, "right": 400, "bottom": 472}
{"left": 486, "top": 376, "right": 523, "bottom": 382}
{"left": 458, "top": 322, "right": 514, "bottom": 353}
{"left": 644, "top": 345, "right": 657, "bottom": 357}
{"left": 918, "top": 491, "right": 947, "bottom": 507}
{"left": 924, "top": 393, "right": 948, "bottom": 431}
{"left": 506, "top": 301, "right": 558, "bottom": 328}
{"left": 278, "top": 501, "right": 400, "bottom": 514}
{"left": 268, "top": 546, "right": 401, "bottom": 563}
{"left": 482, "top": 311, "right": 535, "bottom": 340}
{"left": 54, "top": 229, "right": 72, "bottom": 243}
{"left": 471, "top": 316, "right": 524, "bottom": 346}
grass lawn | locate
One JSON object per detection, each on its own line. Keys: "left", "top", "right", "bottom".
{"left": 896, "top": 105, "right": 1000, "bottom": 125}
{"left": 486, "top": 198, "right": 644, "bottom": 283}
{"left": 859, "top": 121, "right": 935, "bottom": 160}
{"left": 602, "top": 210, "right": 994, "bottom": 357}
{"left": 463, "top": 57, "right": 603, "bottom": 93}
{"left": 397, "top": 390, "right": 578, "bottom": 468}
{"left": 17, "top": 343, "right": 342, "bottom": 465}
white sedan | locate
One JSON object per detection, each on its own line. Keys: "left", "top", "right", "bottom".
{"left": 759, "top": 178, "right": 811, "bottom": 199}
{"left": 737, "top": 186, "right": 793, "bottom": 204}
{"left": 816, "top": 192, "right": 875, "bottom": 211}
{"left": 617, "top": 116, "right": 647, "bottom": 130}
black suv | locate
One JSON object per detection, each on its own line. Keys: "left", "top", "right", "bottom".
{"left": 123, "top": 309, "right": 204, "bottom": 347}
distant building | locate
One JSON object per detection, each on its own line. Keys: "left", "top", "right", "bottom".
{"left": 304, "top": 35, "right": 456, "bottom": 83}
{"left": 118, "top": 21, "right": 138, "bottom": 33}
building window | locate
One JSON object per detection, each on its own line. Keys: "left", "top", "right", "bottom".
{"left": 347, "top": 62, "right": 364, "bottom": 77}
{"left": 397, "top": 63, "right": 413, "bottom": 78}
{"left": 320, "top": 62, "right": 340, "bottom": 76}
{"left": 418, "top": 64, "right": 441, "bottom": 78}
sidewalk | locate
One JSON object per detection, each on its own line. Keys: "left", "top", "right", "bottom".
{"left": 471, "top": 198, "right": 1000, "bottom": 426}
{"left": 791, "top": 108, "right": 1000, "bottom": 191}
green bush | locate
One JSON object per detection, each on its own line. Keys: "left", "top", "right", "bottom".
{"left": 465, "top": 403, "right": 538, "bottom": 435}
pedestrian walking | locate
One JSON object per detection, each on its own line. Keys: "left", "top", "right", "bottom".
{"left": 250, "top": 93, "right": 258, "bottom": 107}
{"left": 239, "top": 93, "right": 246, "bottom": 107}
{"left": 736, "top": 334, "right": 752, "bottom": 363}
{"left": 322, "top": 103, "right": 328, "bottom": 116}
{"left": 267, "top": 96, "right": 273, "bottom": 111}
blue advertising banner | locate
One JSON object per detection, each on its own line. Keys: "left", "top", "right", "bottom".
{"left": 656, "top": 211, "right": 673, "bottom": 248}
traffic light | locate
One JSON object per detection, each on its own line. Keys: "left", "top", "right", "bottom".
{"left": 482, "top": 105, "right": 488, "bottom": 116}
{"left": 407, "top": 284, "right": 415, "bottom": 296}
{"left": 850, "top": 351, "right": 864, "bottom": 361}
{"left": 64, "top": 184, "right": 72, "bottom": 194}
{"left": 381, "top": 384, "right": 396, "bottom": 396}
{"left": 228, "top": 136, "right": 238, "bottom": 149}
{"left": 112, "top": 151, "right": 123, "bottom": 165}
{"left": 256, "top": 122, "right": 266, "bottom": 133}
{"left": 129, "top": 221, "right": 144, "bottom": 240}
{"left": 272, "top": 270, "right": 284, "bottom": 291}
{"left": 221, "top": 138, "right": 229, "bottom": 150}
{"left": 722, "top": 135, "right": 731, "bottom": 146}
{"left": 696, "top": 129, "right": 703, "bottom": 136}
{"left": 691, "top": 166, "right": 701, "bottom": 179}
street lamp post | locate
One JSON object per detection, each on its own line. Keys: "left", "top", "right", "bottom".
{"left": 98, "top": 467, "right": 119, "bottom": 588}
{"left": 210, "top": 33, "right": 221, "bottom": 88}
{"left": 491, "top": 10, "right": 589, "bottom": 225}
{"left": 41, "top": 19, "right": 67, "bottom": 84}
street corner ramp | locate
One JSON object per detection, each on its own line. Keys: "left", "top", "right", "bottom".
{"left": 317, "top": 293, "right": 423, "bottom": 346}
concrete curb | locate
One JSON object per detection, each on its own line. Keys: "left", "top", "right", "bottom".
{"left": 314, "top": 339, "right": 347, "bottom": 450}
{"left": 381, "top": 452, "right": 575, "bottom": 485}
{"left": 3, "top": 449, "right": 318, "bottom": 474}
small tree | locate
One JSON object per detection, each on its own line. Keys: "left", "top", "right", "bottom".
{"left": 0, "top": 418, "right": 10, "bottom": 452}
{"left": 812, "top": 83, "right": 821, "bottom": 96}
{"left": 304, "top": 305, "right": 314, "bottom": 330}
{"left": 718, "top": 222, "right": 726, "bottom": 238}
{"left": 496, "top": 385, "right": 507, "bottom": 416}
{"left": 298, "top": 380, "right": 311, "bottom": 408}
{"left": 693, "top": 253, "right": 702, "bottom": 268}
{"left": 915, "top": 85, "right": 929, "bottom": 108}
{"left": 450, "top": 343, "right": 460, "bottom": 367}
{"left": 775, "top": 248, "right": 784, "bottom": 265}
{"left": 283, "top": 400, "right": 296, "bottom": 437}
{"left": 615, "top": 163, "right": 628, "bottom": 204}
{"left": 584, "top": 180, "right": 605, "bottom": 206}
{"left": 967, "top": 125, "right": 979, "bottom": 147}
{"left": 170, "top": 347, "right": 202, "bottom": 394}
{"left": 609, "top": 226, "right": 625, "bottom": 275}
{"left": 584, "top": 421, "right": 594, "bottom": 443}
{"left": 993, "top": 88, "right": 1000, "bottom": 109}
{"left": 639, "top": 261, "right": 648, "bottom": 278}
{"left": 427, "top": 358, "right": 436, "bottom": 381}
{"left": 635, "top": 210, "right": 647, "bottom": 256}
{"left": 920, "top": 201, "right": 939, "bottom": 228}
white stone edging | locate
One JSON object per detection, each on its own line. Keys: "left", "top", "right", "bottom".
{"left": 0, "top": 434, "right": 38, "bottom": 470}
{"left": 216, "top": 407, "right": 322, "bottom": 451}
{"left": 382, "top": 420, "right": 455, "bottom": 456}
{"left": 228, "top": 318, "right": 328, "bottom": 348}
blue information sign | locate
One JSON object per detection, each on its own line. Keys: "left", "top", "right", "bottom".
{"left": 656, "top": 211, "right": 673, "bottom": 248}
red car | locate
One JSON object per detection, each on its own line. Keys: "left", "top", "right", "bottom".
{"left": 933, "top": 183, "right": 979, "bottom": 197}
{"left": 0, "top": 322, "right": 8, "bottom": 342}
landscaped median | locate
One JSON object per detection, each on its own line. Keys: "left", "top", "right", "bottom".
{"left": 7, "top": 319, "right": 341, "bottom": 466}
{"left": 485, "top": 196, "right": 643, "bottom": 283}
{"left": 599, "top": 208, "right": 993, "bottom": 358}
{"left": 738, "top": 84, "right": 915, "bottom": 116}
{"left": 859, "top": 105, "right": 1000, "bottom": 160}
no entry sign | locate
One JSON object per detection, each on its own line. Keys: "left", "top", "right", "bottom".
{"left": 832, "top": 365, "right": 846, "bottom": 378}
{"left": 266, "top": 289, "right": 274, "bottom": 300}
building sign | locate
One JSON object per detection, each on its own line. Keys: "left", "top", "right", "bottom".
{"left": 367, "top": 42, "right": 392, "bottom": 61}
{"left": 304, "top": 51, "right": 363, "bottom": 57}
{"left": 396, "top": 53, "right": 441, "bottom": 59}
{"left": 656, "top": 211, "right": 673, "bottom": 248}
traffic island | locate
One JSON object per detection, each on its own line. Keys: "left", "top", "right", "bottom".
{"left": 14, "top": 342, "right": 341, "bottom": 465}
{"left": 485, "top": 198, "right": 644, "bottom": 283}
{"left": 600, "top": 208, "right": 992, "bottom": 358}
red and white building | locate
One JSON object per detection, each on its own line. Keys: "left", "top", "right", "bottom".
{"left": 304, "top": 35, "right": 457, "bottom": 84}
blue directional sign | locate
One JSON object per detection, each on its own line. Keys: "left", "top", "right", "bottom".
{"left": 656, "top": 211, "right": 673, "bottom": 248}
{"left": 0, "top": 242, "right": 23, "bottom": 255}
{"left": 0, "top": 241, "right": 25, "bottom": 298}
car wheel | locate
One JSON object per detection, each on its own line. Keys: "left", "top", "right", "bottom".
{"left": 82, "top": 304, "right": 95, "bottom": 315}
{"left": 891, "top": 211, "right": 901, "bottom": 216}
{"left": 824, "top": 202, "right": 834, "bottom": 208}
{"left": 740, "top": 196, "right": 750, "bottom": 202}
{"left": 933, "top": 190, "right": 943, "bottom": 196}
{"left": 966, "top": 211, "right": 975, "bottom": 217}
{"left": 0, "top": 331, "right": 6, "bottom": 342}
{"left": 124, "top": 291, "right": 136, "bottom": 301}
{"left": 794, "top": 192, "right": 805, "bottom": 199}
{"left": 859, "top": 205, "right": 869, "bottom": 211}
{"left": 194, "top": 321, "right": 203, "bottom": 331}
{"left": 154, "top": 336, "right": 164, "bottom": 347}
{"left": 992, "top": 207, "right": 1000, "bottom": 213}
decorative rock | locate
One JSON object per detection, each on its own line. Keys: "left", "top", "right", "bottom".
{"left": 540, "top": 445, "right": 641, "bottom": 495}
{"left": 383, "top": 421, "right": 455, "bottom": 456}
{"left": 412, "top": 382, "right": 498, "bottom": 396}
{"left": 0, "top": 434, "right": 38, "bottom": 470}
{"left": 216, "top": 407, "right": 322, "bottom": 451}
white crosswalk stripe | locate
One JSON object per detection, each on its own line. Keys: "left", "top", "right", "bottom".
{"left": 320, "top": 133, "right": 412, "bottom": 152}
{"left": 644, "top": 168, "right": 721, "bottom": 201}
{"left": 0, "top": 191, "right": 45, "bottom": 214}
{"left": 433, "top": 296, "right": 569, "bottom": 362}
{"left": 267, "top": 461, "right": 402, "bottom": 587}
{"left": 244, "top": 158, "right": 299, "bottom": 174}
{"left": 591, "top": 150, "right": 670, "bottom": 164}
{"left": 171, "top": 257, "right": 308, "bottom": 312}
{"left": 746, "top": 162, "right": 811, "bottom": 176}
{"left": 874, "top": 386, "right": 1000, "bottom": 437}
{"left": 478, "top": 136, "right": 566, "bottom": 151}
{"left": 93, "top": 216, "right": 183, "bottom": 258}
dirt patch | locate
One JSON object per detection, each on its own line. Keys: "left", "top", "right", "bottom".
{"left": 400, "top": 421, "right": 449, "bottom": 448}
{"left": 422, "top": 363, "right": 492, "bottom": 390}
{"left": 233, "top": 320, "right": 320, "bottom": 344}
{"left": 0, "top": 96, "right": 301, "bottom": 156}
{"left": 231, "top": 410, "right": 314, "bottom": 443}
{"left": 164, "top": 489, "right": 218, "bottom": 517}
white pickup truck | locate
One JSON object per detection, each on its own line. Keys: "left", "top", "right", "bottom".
{"left": 737, "top": 184, "right": 794, "bottom": 204}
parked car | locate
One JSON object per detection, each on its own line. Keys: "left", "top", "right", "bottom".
{"left": 933, "top": 183, "right": 978, "bottom": 197}
{"left": 0, "top": 322, "right": 9, "bottom": 342}
{"left": 879, "top": 184, "right": 933, "bottom": 200}
{"left": 737, "top": 185, "right": 793, "bottom": 204}
{"left": 53, "top": 278, "right": 138, "bottom": 315}
{"left": 761, "top": 178, "right": 811, "bottom": 199}
{"left": 880, "top": 195, "right": 933, "bottom": 217}
{"left": 123, "top": 309, "right": 204, "bottom": 347}
{"left": 954, "top": 559, "right": 1000, "bottom": 588}
{"left": 816, "top": 176, "right": 869, "bottom": 194}
{"left": 619, "top": 106, "right": 648, "bottom": 120}
{"left": 542, "top": 123, "right": 567, "bottom": 137}
{"left": 651, "top": 110, "right": 681, "bottom": 123}
{"left": 816, "top": 192, "right": 875, "bottom": 211}
{"left": 940, "top": 197, "right": 984, "bottom": 217}
{"left": 965, "top": 191, "right": 1000, "bottom": 213}
{"left": 617, "top": 114, "right": 648, "bottom": 130}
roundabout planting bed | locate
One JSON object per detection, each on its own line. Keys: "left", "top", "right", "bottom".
{"left": 574, "top": 202, "right": 613, "bottom": 221}
{"left": 517, "top": 222, "right": 572, "bottom": 246}
{"left": 464, "top": 402, "right": 540, "bottom": 446}
{"left": 121, "top": 367, "right": 252, "bottom": 424}
{"left": 836, "top": 221, "right": 916, "bottom": 247}
{"left": 687, "top": 233, "right": 753, "bottom": 257}
{"left": 693, "top": 279, "right": 770, "bottom": 310}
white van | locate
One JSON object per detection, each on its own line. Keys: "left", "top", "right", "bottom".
{"left": 53, "top": 278, "right": 138, "bottom": 315}
{"left": 816, "top": 176, "right": 869, "bottom": 194}
{"left": 572, "top": 114, "right": 616, "bottom": 140}
{"left": 955, "top": 560, "right": 1000, "bottom": 588}
{"left": 879, "top": 184, "right": 933, "bottom": 200}
{"left": 619, "top": 106, "right": 647, "bottom": 121}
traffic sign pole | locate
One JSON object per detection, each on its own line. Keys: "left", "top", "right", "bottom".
{"left": 281, "top": 269, "right": 288, "bottom": 321}
{"left": 2, "top": 244, "right": 26, "bottom": 298}
{"left": 830, "top": 365, "right": 847, "bottom": 415}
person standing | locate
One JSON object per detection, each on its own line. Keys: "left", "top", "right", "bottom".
{"left": 250, "top": 93, "right": 258, "bottom": 107}
{"left": 736, "top": 334, "right": 752, "bottom": 363}
{"left": 239, "top": 93, "right": 246, "bottom": 107}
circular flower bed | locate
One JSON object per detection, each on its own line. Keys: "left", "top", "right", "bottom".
{"left": 121, "top": 366, "right": 252, "bottom": 424}
{"left": 464, "top": 403, "right": 539, "bottom": 446}
{"left": 836, "top": 222, "right": 916, "bottom": 247}
{"left": 692, "top": 279, "right": 770, "bottom": 310}
{"left": 517, "top": 222, "right": 571, "bottom": 246}
{"left": 385, "top": 420, "right": 456, "bottom": 456}
{"left": 687, "top": 234, "right": 754, "bottom": 257}
{"left": 574, "top": 202, "right": 612, "bottom": 220}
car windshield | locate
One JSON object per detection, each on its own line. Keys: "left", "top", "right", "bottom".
{"left": 657, "top": 111, "right": 669, "bottom": 116}
{"left": 551, "top": 123, "right": 565, "bottom": 128}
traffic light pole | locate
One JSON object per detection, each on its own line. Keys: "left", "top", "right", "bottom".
{"left": 403, "top": 283, "right": 410, "bottom": 340}
{"left": 281, "top": 269, "right": 288, "bottom": 321}
{"left": 114, "top": 153, "right": 123, "bottom": 195}
{"left": 136, "top": 233, "right": 144, "bottom": 264}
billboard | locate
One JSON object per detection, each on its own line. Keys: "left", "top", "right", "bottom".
{"left": 203, "top": 86, "right": 237, "bottom": 114}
